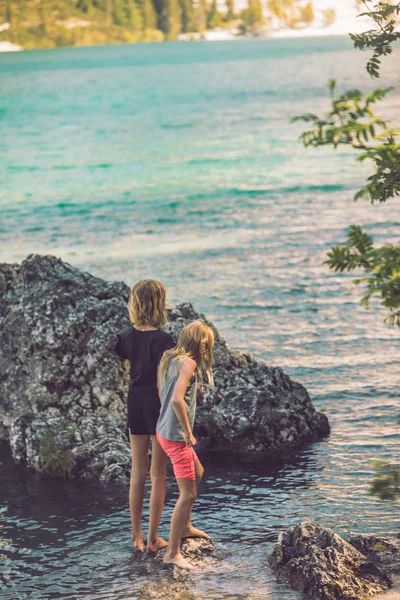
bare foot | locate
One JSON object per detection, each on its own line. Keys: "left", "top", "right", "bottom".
{"left": 132, "top": 535, "right": 145, "bottom": 552}
{"left": 146, "top": 537, "right": 168, "bottom": 553}
{"left": 163, "top": 552, "right": 195, "bottom": 570}
{"left": 181, "top": 525, "right": 210, "bottom": 540}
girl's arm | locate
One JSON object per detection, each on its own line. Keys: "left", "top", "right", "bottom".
{"left": 171, "top": 357, "right": 197, "bottom": 447}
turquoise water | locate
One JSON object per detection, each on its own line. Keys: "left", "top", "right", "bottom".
{"left": 1, "top": 39, "right": 400, "bottom": 599}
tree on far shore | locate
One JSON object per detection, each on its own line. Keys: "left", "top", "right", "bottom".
{"left": 225, "top": 0, "right": 235, "bottom": 21}
{"left": 5, "top": 0, "right": 13, "bottom": 24}
{"left": 267, "top": 0, "right": 291, "bottom": 21}
{"left": 207, "top": 0, "right": 223, "bottom": 29}
{"left": 322, "top": 7, "right": 335, "bottom": 27}
{"left": 106, "top": 0, "right": 112, "bottom": 25}
{"left": 267, "top": 0, "right": 315, "bottom": 29}
{"left": 138, "top": 0, "right": 158, "bottom": 30}
{"left": 156, "top": 0, "right": 181, "bottom": 38}
{"left": 76, "top": 0, "right": 93, "bottom": 14}
{"left": 113, "top": 0, "right": 144, "bottom": 30}
{"left": 298, "top": 1, "right": 314, "bottom": 25}
{"left": 194, "top": 0, "right": 207, "bottom": 31}
{"left": 38, "top": 1, "right": 50, "bottom": 35}
{"left": 179, "top": 0, "right": 195, "bottom": 33}
{"left": 241, "top": 0, "right": 263, "bottom": 33}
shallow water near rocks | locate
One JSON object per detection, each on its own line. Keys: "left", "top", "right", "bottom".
{"left": 1, "top": 38, "right": 400, "bottom": 599}
{"left": 1, "top": 440, "right": 398, "bottom": 600}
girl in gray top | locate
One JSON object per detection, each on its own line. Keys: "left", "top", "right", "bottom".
{"left": 156, "top": 320, "right": 214, "bottom": 570}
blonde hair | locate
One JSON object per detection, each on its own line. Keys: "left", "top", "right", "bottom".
{"left": 128, "top": 279, "right": 167, "bottom": 328}
{"left": 159, "top": 320, "right": 214, "bottom": 388}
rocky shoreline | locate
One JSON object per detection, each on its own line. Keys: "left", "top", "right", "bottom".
{"left": 0, "top": 255, "right": 329, "bottom": 482}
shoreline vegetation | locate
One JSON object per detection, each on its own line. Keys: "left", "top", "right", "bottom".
{"left": 0, "top": 0, "right": 357, "bottom": 52}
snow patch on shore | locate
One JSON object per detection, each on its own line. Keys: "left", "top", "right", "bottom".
{"left": 0, "top": 41, "right": 22, "bottom": 52}
{"left": 267, "top": 0, "right": 373, "bottom": 39}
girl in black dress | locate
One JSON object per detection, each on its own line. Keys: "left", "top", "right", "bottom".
{"left": 115, "top": 279, "right": 174, "bottom": 551}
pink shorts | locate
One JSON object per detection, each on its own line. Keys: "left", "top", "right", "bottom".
{"left": 156, "top": 433, "right": 198, "bottom": 481}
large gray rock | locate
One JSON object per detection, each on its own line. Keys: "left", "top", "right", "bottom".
{"left": 269, "top": 521, "right": 392, "bottom": 600}
{"left": 0, "top": 255, "right": 329, "bottom": 482}
{"left": 0, "top": 255, "right": 131, "bottom": 482}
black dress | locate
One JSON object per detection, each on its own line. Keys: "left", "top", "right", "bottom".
{"left": 115, "top": 327, "right": 175, "bottom": 435}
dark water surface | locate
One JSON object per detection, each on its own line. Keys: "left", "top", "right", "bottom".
{"left": 1, "top": 38, "right": 400, "bottom": 599}
{"left": 2, "top": 438, "right": 398, "bottom": 600}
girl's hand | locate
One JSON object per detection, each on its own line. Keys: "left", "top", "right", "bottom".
{"left": 185, "top": 432, "right": 196, "bottom": 448}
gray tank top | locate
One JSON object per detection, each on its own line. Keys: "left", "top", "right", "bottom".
{"left": 156, "top": 356, "right": 197, "bottom": 442}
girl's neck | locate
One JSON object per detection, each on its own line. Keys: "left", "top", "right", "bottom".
{"left": 134, "top": 324, "right": 157, "bottom": 331}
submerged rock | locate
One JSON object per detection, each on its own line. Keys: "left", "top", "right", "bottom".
{"left": 136, "top": 538, "right": 215, "bottom": 598}
{"left": 0, "top": 255, "right": 329, "bottom": 481}
{"left": 180, "top": 537, "right": 215, "bottom": 560}
{"left": 167, "top": 538, "right": 215, "bottom": 580}
{"left": 269, "top": 521, "right": 392, "bottom": 600}
{"left": 137, "top": 580, "right": 201, "bottom": 600}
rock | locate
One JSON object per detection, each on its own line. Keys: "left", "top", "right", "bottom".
{"left": 137, "top": 580, "right": 201, "bottom": 600}
{"left": 269, "top": 521, "right": 392, "bottom": 600}
{"left": 167, "top": 538, "right": 215, "bottom": 580}
{"left": 349, "top": 535, "right": 400, "bottom": 575}
{"left": 165, "top": 538, "right": 215, "bottom": 579}
{"left": 151, "top": 537, "right": 214, "bottom": 568}
{"left": 137, "top": 538, "right": 215, "bottom": 597}
{"left": 181, "top": 537, "right": 215, "bottom": 560}
{"left": 0, "top": 255, "right": 330, "bottom": 482}
{"left": 0, "top": 255, "right": 132, "bottom": 482}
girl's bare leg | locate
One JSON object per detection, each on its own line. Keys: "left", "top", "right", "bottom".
{"left": 181, "top": 460, "right": 210, "bottom": 540}
{"left": 163, "top": 478, "right": 197, "bottom": 569}
{"left": 147, "top": 435, "right": 169, "bottom": 552}
{"left": 129, "top": 433, "right": 150, "bottom": 551}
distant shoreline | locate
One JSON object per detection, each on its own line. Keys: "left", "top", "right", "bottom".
{"left": 0, "top": 28, "right": 352, "bottom": 53}
{"left": 0, "top": 0, "right": 378, "bottom": 53}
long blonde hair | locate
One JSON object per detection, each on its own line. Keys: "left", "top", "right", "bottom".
{"left": 159, "top": 320, "right": 214, "bottom": 388}
{"left": 128, "top": 279, "right": 167, "bottom": 328}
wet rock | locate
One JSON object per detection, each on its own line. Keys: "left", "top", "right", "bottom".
{"left": 138, "top": 579, "right": 200, "bottom": 600}
{"left": 269, "top": 521, "right": 392, "bottom": 600}
{"left": 0, "top": 255, "right": 329, "bottom": 482}
{"left": 349, "top": 535, "right": 400, "bottom": 575}
{"left": 143, "top": 537, "right": 215, "bottom": 590}
{"left": 181, "top": 537, "right": 215, "bottom": 560}
{"left": 167, "top": 538, "right": 215, "bottom": 579}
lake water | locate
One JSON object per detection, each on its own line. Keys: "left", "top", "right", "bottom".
{"left": 0, "top": 38, "right": 399, "bottom": 599}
